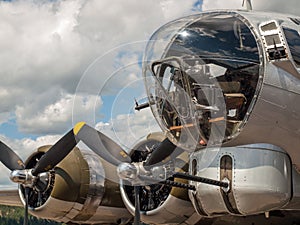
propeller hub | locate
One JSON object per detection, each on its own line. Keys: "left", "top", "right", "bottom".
{"left": 10, "top": 169, "right": 36, "bottom": 187}
{"left": 117, "top": 163, "right": 138, "bottom": 181}
{"left": 35, "top": 172, "right": 51, "bottom": 192}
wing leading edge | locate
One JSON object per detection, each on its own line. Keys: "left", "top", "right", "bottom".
{"left": 0, "top": 189, "right": 22, "bottom": 207}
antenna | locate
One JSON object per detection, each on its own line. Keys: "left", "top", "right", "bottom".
{"left": 242, "top": 0, "right": 253, "bottom": 10}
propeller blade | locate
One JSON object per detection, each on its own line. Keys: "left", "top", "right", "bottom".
{"left": 31, "top": 129, "right": 77, "bottom": 176}
{"left": 133, "top": 186, "right": 141, "bottom": 225}
{"left": 23, "top": 187, "right": 29, "bottom": 225}
{"left": 144, "top": 138, "right": 181, "bottom": 167}
{"left": 73, "top": 122, "right": 131, "bottom": 165}
{"left": 0, "top": 141, "right": 24, "bottom": 171}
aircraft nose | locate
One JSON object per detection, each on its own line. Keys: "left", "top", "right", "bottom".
{"left": 143, "top": 12, "right": 262, "bottom": 151}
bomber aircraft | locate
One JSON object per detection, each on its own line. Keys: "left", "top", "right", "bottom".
{"left": 1, "top": 0, "right": 300, "bottom": 224}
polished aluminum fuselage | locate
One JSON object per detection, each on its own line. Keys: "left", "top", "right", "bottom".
{"left": 219, "top": 10, "right": 300, "bottom": 171}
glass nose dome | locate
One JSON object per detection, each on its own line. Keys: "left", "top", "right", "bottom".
{"left": 143, "top": 12, "right": 262, "bottom": 152}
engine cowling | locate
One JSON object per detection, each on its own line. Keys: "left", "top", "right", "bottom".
{"left": 19, "top": 146, "right": 132, "bottom": 225}
{"left": 189, "top": 144, "right": 293, "bottom": 217}
{"left": 120, "top": 133, "right": 201, "bottom": 225}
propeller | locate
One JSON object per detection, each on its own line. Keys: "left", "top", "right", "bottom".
{"left": 73, "top": 122, "right": 178, "bottom": 224}
{"left": 0, "top": 122, "right": 178, "bottom": 225}
{"left": 0, "top": 141, "right": 25, "bottom": 171}
{"left": 0, "top": 129, "right": 77, "bottom": 225}
{"left": 134, "top": 186, "right": 141, "bottom": 225}
{"left": 31, "top": 129, "right": 77, "bottom": 176}
{"left": 24, "top": 187, "right": 29, "bottom": 225}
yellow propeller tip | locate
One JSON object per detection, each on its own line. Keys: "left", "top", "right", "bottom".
{"left": 74, "top": 122, "right": 86, "bottom": 135}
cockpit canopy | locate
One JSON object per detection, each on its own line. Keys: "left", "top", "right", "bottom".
{"left": 143, "top": 12, "right": 262, "bottom": 151}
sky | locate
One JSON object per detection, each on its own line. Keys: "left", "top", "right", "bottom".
{"left": 0, "top": 0, "right": 299, "bottom": 187}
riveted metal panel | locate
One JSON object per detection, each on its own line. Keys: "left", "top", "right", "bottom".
{"left": 190, "top": 144, "right": 291, "bottom": 216}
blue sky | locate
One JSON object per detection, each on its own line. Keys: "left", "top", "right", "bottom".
{"left": 0, "top": 120, "right": 31, "bottom": 139}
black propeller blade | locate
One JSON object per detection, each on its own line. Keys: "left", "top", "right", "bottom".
{"left": 31, "top": 129, "right": 77, "bottom": 176}
{"left": 144, "top": 138, "right": 181, "bottom": 167}
{"left": 24, "top": 187, "right": 29, "bottom": 225}
{"left": 0, "top": 141, "right": 24, "bottom": 171}
{"left": 73, "top": 122, "right": 131, "bottom": 166}
{"left": 133, "top": 186, "right": 141, "bottom": 225}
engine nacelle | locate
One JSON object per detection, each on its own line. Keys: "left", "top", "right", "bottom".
{"left": 120, "top": 133, "right": 201, "bottom": 225}
{"left": 189, "top": 144, "right": 292, "bottom": 217}
{"left": 19, "top": 146, "right": 132, "bottom": 225}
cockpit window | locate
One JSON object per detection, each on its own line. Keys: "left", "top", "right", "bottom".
{"left": 283, "top": 27, "right": 300, "bottom": 66}
{"left": 166, "top": 16, "right": 259, "bottom": 64}
{"left": 143, "top": 13, "right": 261, "bottom": 151}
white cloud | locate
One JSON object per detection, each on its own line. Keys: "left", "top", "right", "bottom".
{"left": 0, "top": 113, "right": 11, "bottom": 126}
{"left": 202, "top": 0, "right": 300, "bottom": 16}
{"left": 253, "top": 0, "right": 300, "bottom": 16}
{"left": 0, "top": 0, "right": 198, "bottom": 136}
{"left": 96, "top": 108, "right": 160, "bottom": 151}
{"left": 202, "top": 0, "right": 240, "bottom": 10}
{"left": 16, "top": 93, "right": 102, "bottom": 134}
{"left": 0, "top": 0, "right": 198, "bottom": 187}
{"left": 76, "top": 0, "right": 196, "bottom": 43}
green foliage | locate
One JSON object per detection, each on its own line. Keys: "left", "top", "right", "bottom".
{"left": 0, "top": 205, "right": 61, "bottom": 225}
